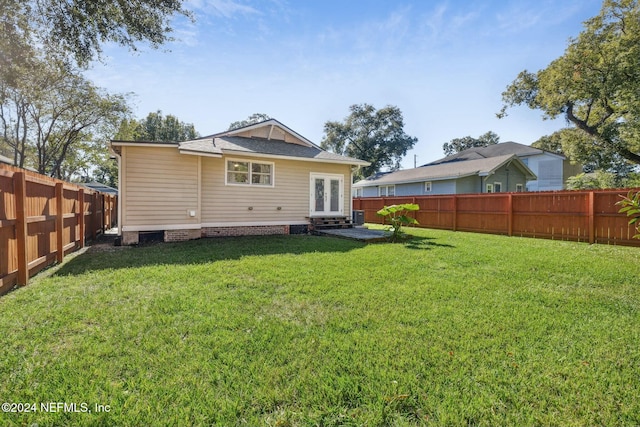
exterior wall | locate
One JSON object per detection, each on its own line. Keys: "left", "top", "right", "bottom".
{"left": 521, "top": 154, "right": 564, "bottom": 191}
{"left": 201, "top": 156, "right": 352, "bottom": 225}
{"left": 119, "top": 144, "right": 355, "bottom": 244}
{"left": 431, "top": 180, "right": 457, "bottom": 195}
{"left": 484, "top": 165, "right": 528, "bottom": 192}
{"left": 396, "top": 182, "right": 424, "bottom": 196}
{"left": 121, "top": 146, "right": 200, "bottom": 229}
{"left": 455, "top": 176, "right": 480, "bottom": 194}
{"left": 362, "top": 186, "right": 379, "bottom": 197}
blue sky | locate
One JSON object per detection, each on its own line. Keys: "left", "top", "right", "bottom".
{"left": 87, "top": 0, "right": 604, "bottom": 168}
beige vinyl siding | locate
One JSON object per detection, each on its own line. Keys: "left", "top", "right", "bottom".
{"left": 122, "top": 146, "right": 200, "bottom": 227}
{"left": 202, "top": 157, "right": 352, "bottom": 223}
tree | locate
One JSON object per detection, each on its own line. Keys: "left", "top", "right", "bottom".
{"left": 228, "top": 113, "right": 271, "bottom": 130}
{"left": 136, "top": 111, "right": 198, "bottom": 141}
{"left": 442, "top": 131, "right": 499, "bottom": 156}
{"left": 321, "top": 104, "right": 417, "bottom": 179}
{"left": 1, "top": 0, "right": 192, "bottom": 68}
{"left": 114, "top": 111, "right": 198, "bottom": 142}
{"left": 499, "top": 0, "right": 640, "bottom": 166}
{"left": 0, "top": 58, "right": 129, "bottom": 179}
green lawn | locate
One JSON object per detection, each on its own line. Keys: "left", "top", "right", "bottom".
{"left": 0, "top": 228, "right": 639, "bottom": 426}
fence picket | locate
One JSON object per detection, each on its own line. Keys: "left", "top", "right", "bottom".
{"left": 0, "top": 164, "right": 117, "bottom": 295}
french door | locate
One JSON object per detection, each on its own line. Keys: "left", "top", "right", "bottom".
{"left": 310, "top": 174, "right": 344, "bottom": 216}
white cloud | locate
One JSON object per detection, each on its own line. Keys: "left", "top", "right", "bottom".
{"left": 188, "top": 0, "right": 261, "bottom": 18}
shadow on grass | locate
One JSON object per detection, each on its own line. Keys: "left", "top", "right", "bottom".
{"left": 403, "top": 235, "right": 455, "bottom": 250}
{"left": 54, "top": 234, "right": 367, "bottom": 276}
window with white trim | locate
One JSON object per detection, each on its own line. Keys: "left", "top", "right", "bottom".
{"left": 354, "top": 187, "right": 363, "bottom": 198}
{"left": 226, "top": 160, "right": 274, "bottom": 186}
{"left": 516, "top": 183, "right": 524, "bottom": 192}
{"left": 379, "top": 185, "right": 395, "bottom": 196}
{"left": 424, "top": 181, "right": 432, "bottom": 193}
{"left": 486, "top": 183, "right": 493, "bottom": 193}
{"left": 494, "top": 182, "right": 502, "bottom": 193}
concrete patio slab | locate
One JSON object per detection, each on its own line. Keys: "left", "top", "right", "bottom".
{"left": 315, "top": 227, "right": 388, "bottom": 242}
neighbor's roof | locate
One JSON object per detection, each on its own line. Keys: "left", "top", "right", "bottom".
{"left": 81, "top": 181, "right": 118, "bottom": 195}
{"left": 426, "top": 141, "right": 565, "bottom": 166}
{"left": 0, "top": 154, "right": 12, "bottom": 164}
{"left": 354, "top": 154, "right": 536, "bottom": 187}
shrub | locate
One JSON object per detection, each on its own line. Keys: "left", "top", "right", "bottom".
{"left": 376, "top": 203, "right": 419, "bottom": 242}
{"left": 617, "top": 190, "right": 640, "bottom": 238}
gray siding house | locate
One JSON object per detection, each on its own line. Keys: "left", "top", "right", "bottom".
{"left": 353, "top": 154, "right": 536, "bottom": 197}
{"left": 427, "top": 142, "right": 580, "bottom": 191}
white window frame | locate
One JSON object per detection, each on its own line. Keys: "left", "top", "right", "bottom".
{"left": 493, "top": 182, "right": 502, "bottom": 193}
{"left": 378, "top": 185, "right": 395, "bottom": 197}
{"left": 424, "top": 181, "right": 432, "bottom": 193}
{"left": 516, "top": 183, "right": 524, "bottom": 192}
{"left": 486, "top": 183, "right": 493, "bottom": 193}
{"left": 354, "top": 187, "right": 363, "bottom": 198}
{"left": 226, "top": 158, "right": 275, "bottom": 187}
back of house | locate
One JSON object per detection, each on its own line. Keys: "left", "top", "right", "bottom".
{"left": 111, "top": 119, "right": 369, "bottom": 244}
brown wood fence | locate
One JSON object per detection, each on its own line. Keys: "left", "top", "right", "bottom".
{"left": 1, "top": 164, "right": 117, "bottom": 295}
{"left": 353, "top": 189, "right": 640, "bottom": 247}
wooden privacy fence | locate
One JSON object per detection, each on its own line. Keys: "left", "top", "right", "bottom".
{"left": 1, "top": 164, "right": 117, "bottom": 295}
{"left": 353, "top": 189, "right": 640, "bottom": 247}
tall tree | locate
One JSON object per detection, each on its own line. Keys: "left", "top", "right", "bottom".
{"left": 321, "top": 104, "right": 417, "bottom": 179}
{"left": 442, "top": 131, "right": 499, "bottom": 156}
{"left": 115, "top": 111, "right": 198, "bottom": 142}
{"left": 0, "top": 58, "right": 129, "bottom": 178}
{"left": 1, "top": 0, "right": 192, "bottom": 69}
{"left": 499, "top": 0, "right": 640, "bottom": 165}
{"left": 228, "top": 113, "right": 271, "bottom": 130}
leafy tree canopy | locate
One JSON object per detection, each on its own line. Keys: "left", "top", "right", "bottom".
{"left": 1, "top": 0, "right": 192, "bottom": 69}
{"left": 115, "top": 111, "right": 198, "bottom": 142}
{"left": 442, "top": 131, "right": 499, "bottom": 156}
{"left": 499, "top": 0, "right": 640, "bottom": 165}
{"left": 228, "top": 113, "right": 272, "bottom": 130}
{"left": 321, "top": 104, "right": 417, "bottom": 179}
{"left": 0, "top": 57, "right": 129, "bottom": 179}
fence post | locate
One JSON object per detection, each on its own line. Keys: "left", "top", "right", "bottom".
{"left": 508, "top": 193, "right": 513, "bottom": 237}
{"left": 452, "top": 195, "right": 457, "bottom": 232}
{"left": 55, "top": 183, "right": 64, "bottom": 263}
{"left": 91, "top": 192, "right": 97, "bottom": 240}
{"left": 78, "top": 188, "right": 85, "bottom": 248}
{"left": 100, "top": 193, "right": 106, "bottom": 233}
{"left": 588, "top": 191, "right": 595, "bottom": 244}
{"left": 14, "top": 172, "right": 29, "bottom": 286}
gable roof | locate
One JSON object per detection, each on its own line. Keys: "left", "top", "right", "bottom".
{"left": 209, "top": 119, "right": 317, "bottom": 148}
{"left": 354, "top": 154, "right": 536, "bottom": 187}
{"left": 111, "top": 119, "right": 370, "bottom": 167}
{"left": 427, "top": 141, "right": 565, "bottom": 166}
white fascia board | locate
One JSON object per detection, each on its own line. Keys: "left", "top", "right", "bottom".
{"left": 110, "top": 141, "right": 177, "bottom": 148}
{"left": 178, "top": 149, "right": 222, "bottom": 158}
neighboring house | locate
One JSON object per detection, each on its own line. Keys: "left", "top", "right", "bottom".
{"left": 81, "top": 181, "right": 118, "bottom": 196}
{"left": 111, "top": 119, "right": 369, "bottom": 245}
{"left": 0, "top": 154, "right": 12, "bottom": 165}
{"left": 427, "top": 142, "right": 581, "bottom": 191}
{"left": 353, "top": 154, "right": 536, "bottom": 197}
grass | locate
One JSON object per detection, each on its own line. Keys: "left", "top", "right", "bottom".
{"left": 0, "top": 228, "right": 639, "bottom": 426}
